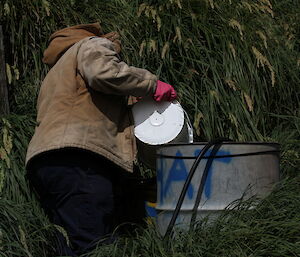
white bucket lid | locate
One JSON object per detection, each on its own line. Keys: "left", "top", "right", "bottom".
{"left": 132, "top": 98, "right": 184, "bottom": 145}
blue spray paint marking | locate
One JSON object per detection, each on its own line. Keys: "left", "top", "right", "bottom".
{"left": 194, "top": 149, "right": 231, "bottom": 198}
{"left": 157, "top": 151, "right": 193, "bottom": 204}
{"left": 164, "top": 151, "right": 194, "bottom": 199}
{"left": 157, "top": 149, "right": 232, "bottom": 204}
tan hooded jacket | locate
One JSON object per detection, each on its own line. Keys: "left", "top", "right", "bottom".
{"left": 25, "top": 23, "right": 157, "bottom": 172}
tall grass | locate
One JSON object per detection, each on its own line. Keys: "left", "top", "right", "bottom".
{"left": 0, "top": 0, "right": 299, "bottom": 256}
{"left": 87, "top": 177, "right": 300, "bottom": 257}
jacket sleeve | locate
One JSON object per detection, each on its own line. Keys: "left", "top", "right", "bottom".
{"left": 77, "top": 37, "right": 157, "bottom": 96}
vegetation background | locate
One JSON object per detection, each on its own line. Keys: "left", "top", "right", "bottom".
{"left": 0, "top": 0, "right": 299, "bottom": 256}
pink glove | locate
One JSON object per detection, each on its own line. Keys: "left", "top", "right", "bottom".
{"left": 153, "top": 80, "right": 177, "bottom": 102}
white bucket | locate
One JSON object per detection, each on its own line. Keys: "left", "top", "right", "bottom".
{"left": 132, "top": 98, "right": 193, "bottom": 169}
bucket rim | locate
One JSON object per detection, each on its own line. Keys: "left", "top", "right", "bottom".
{"left": 156, "top": 142, "right": 280, "bottom": 159}
{"left": 156, "top": 141, "right": 280, "bottom": 148}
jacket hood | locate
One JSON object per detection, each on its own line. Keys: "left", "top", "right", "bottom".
{"left": 42, "top": 23, "right": 103, "bottom": 67}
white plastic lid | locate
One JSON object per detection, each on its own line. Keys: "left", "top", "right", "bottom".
{"left": 132, "top": 98, "right": 184, "bottom": 145}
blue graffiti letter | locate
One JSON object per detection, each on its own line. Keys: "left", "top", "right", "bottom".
{"left": 163, "top": 151, "right": 194, "bottom": 200}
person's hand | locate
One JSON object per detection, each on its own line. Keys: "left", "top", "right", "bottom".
{"left": 102, "top": 31, "right": 121, "bottom": 54}
{"left": 153, "top": 80, "right": 177, "bottom": 102}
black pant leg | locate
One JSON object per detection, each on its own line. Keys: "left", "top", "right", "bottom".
{"left": 28, "top": 164, "right": 114, "bottom": 256}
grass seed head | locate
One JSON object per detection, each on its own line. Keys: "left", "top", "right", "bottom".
{"left": 225, "top": 79, "right": 237, "bottom": 91}
{"left": 256, "top": 31, "right": 268, "bottom": 49}
{"left": 252, "top": 46, "right": 275, "bottom": 86}
{"left": 19, "top": 225, "right": 33, "bottom": 257}
{"left": 243, "top": 92, "right": 254, "bottom": 112}
{"left": 229, "top": 19, "right": 244, "bottom": 40}
{"left": 228, "top": 43, "right": 236, "bottom": 58}
{"left": 161, "top": 42, "right": 170, "bottom": 59}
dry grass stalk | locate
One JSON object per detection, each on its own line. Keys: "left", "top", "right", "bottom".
{"left": 205, "top": 0, "right": 215, "bottom": 9}
{"left": 228, "top": 113, "right": 238, "bottom": 128}
{"left": 0, "top": 119, "right": 12, "bottom": 168}
{"left": 137, "top": 3, "right": 147, "bottom": 17}
{"left": 149, "top": 39, "right": 157, "bottom": 52}
{"left": 256, "top": 31, "right": 268, "bottom": 49}
{"left": 169, "top": 0, "right": 182, "bottom": 9}
{"left": 2, "top": 127, "right": 12, "bottom": 155}
{"left": 210, "top": 90, "right": 220, "bottom": 104}
{"left": 255, "top": 3, "right": 274, "bottom": 17}
{"left": 6, "top": 63, "right": 12, "bottom": 84}
{"left": 156, "top": 16, "right": 161, "bottom": 31}
{"left": 260, "top": 0, "right": 272, "bottom": 8}
{"left": 0, "top": 164, "right": 4, "bottom": 193}
{"left": 42, "top": 0, "right": 50, "bottom": 16}
{"left": 161, "top": 42, "right": 169, "bottom": 59}
{"left": 54, "top": 225, "right": 70, "bottom": 247}
{"left": 252, "top": 46, "right": 275, "bottom": 86}
{"left": 193, "top": 112, "right": 204, "bottom": 136}
{"left": 0, "top": 147, "right": 10, "bottom": 168}
{"left": 225, "top": 79, "right": 237, "bottom": 91}
{"left": 3, "top": 3, "right": 10, "bottom": 15}
{"left": 229, "top": 19, "right": 244, "bottom": 40}
{"left": 19, "top": 225, "right": 33, "bottom": 257}
{"left": 228, "top": 43, "right": 236, "bottom": 58}
{"left": 241, "top": 1, "right": 253, "bottom": 13}
{"left": 173, "top": 26, "right": 182, "bottom": 44}
{"left": 139, "top": 40, "right": 146, "bottom": 57}
{"left": 243, "top": 92, "right": 254, "bottom": 112}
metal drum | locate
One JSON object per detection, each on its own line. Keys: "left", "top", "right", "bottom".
{"left": 156, "top": 142, "right": 280, "bottom": 235}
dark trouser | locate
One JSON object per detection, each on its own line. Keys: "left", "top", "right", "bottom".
{"left": 27, "top": 150, "right": 124, "bottom": 256}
